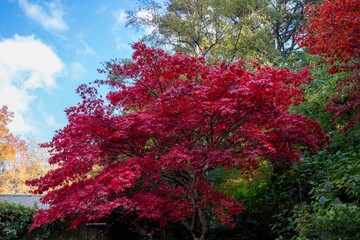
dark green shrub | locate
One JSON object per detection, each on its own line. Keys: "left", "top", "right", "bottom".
{"left": 0, "top": 202, "right": 56, "bottom": 240}
{"left": 292, "top": 146, "right": 360, "bottom": 240}
{"left": 0, "top": 202, "right": 36, "bottom": 240}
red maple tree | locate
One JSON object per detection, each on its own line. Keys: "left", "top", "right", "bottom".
{"left": 28, "top": 43, "right": 327, "bottom": 239}
{"left": 298, "top": 0, "right": 360, "bottom": 129}
{"left": 298, "top": 0, "right": 359, "bottom": 63}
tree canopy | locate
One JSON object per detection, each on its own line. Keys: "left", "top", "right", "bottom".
{"left": 298, "top": 0, "right": 360, "bottom": 63}
{"left": 127, "top": 0, "right": 315, "bottom": 65}
{"left": 28, "top": 43, "right": 327, "bottom": 239}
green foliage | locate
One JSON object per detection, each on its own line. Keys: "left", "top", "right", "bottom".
{"left": 209, "top": 143, "right": 360, "bottom": 240}
{"left": 292, "top": 146, "right": 360, "bottom": 240}
{"left": 284, "top": 47, "right": 360, "bottom": 240}
{"left": 288, "top": 53, "right": 340, "bottom": 132}
{"left": 128, "top": 0, "right": 311, "bottom": 64}
{"left": 0, "top": 202, "right": 36, "bottom": 240}
{"left": 0, "top": 202, "right": 56, "bottom": 240}
{"left": 219, "top": 162, "right": 276, "bottom": 205}
{"left": 207, "top": 162, "right": 305, "bottom": 239}
{"left": 264, "top": 0, "right": 313, "bottom": 58}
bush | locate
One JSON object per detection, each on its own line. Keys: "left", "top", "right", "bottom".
{"left": 0, "top": 202, "right": 55, "bottom": 240}
{"left": 0, "top": 202, "right": 36, "bottom": 240}
{"left": 293, "top": 146, "right": 360, "bottom": 240}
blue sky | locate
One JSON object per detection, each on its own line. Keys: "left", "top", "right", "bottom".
{"left": 0, "top": 0, "right": 151, "bottom": 142}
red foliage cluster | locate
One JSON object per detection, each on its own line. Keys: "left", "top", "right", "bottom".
{"left": 298, "top": 0, "right": 360, "bottom": 63}
{"left": 27, "top": 43, "right": 327, "bottom": 237}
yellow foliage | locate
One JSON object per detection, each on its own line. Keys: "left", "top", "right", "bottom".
{"left": 0, "top": 106, "right": 17, "bottom": 161}
{"left": 0, "top": 106, "right": 50, "bottom": 194}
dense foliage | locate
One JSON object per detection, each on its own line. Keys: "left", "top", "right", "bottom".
{"left": 298, "top": 0, "right": 359, "bottom": 63}
{"left": 293, "top": 145, "right": 360, "bottom": 239}
{"left": 0, "top": 202, "right": 35, "bottom": 240}
{"left": 0, "top": 202, "right": 56, "bottom": 240}
{"left": 283, "top": 1, "right": 360, "bottom": 239}
{"left": 27, "top": 43, "right": 327, "bottom": 240}
{"left": 0, "top": 139, "right": 50, "bottom": 194}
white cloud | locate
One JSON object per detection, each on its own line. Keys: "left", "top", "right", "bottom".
{"left": 136, "top": 9, "right": 153, "bottom": 22}
{"left": 114, "top": 9, "right": 155, "bottom": 34}
{"left": 0, "top": 85, "right": 34, "bottom": 132}
{"left": 135, "top": 9, "right": 156, "bottom": 34}
{"left": 44, "top": 113, "right": 61, "bottom": 129}
{"left": 0, "top": 35, "right": 64, "bottom": 134}
{"left": 116, "top": 9, "right": 128, "bottom": 24}
{"left": 18, "top": 0, "right": 68, "bottom": 33}
{"left": 81, "top": 41, "right": 97, "bottom": 56}
{"left": 68, "top": 61, "right": 86, "bottom": 80}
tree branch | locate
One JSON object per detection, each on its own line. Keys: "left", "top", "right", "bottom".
{"left": 218, "top": 114, "right": 247, "bottom": 143}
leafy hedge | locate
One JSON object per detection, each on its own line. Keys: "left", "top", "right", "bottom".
{"left": 0, "top": 202, "right": 53, "bottom": 240}
{"left": 293, "top": 146, "right": 360, "bottom": 240}
{"left": 0, "top": 202, "right": 35, "bottom": 240}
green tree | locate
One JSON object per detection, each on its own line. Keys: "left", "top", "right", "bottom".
{"left": 127, "top": 0, "right": 313, "bottom": 65}
{"left": 266, "top": 0, "right": 317, "bottom": 57}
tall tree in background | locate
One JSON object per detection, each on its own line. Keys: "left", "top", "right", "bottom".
{"left": 297, "top": 0, "right": 360, "bottom": 131}
{"left": 28, "top": 44, "right": 327, "bottom": 240}
{"left": 128, "top": 0, "right": 268, "bottom": 62}
{"left": 0, "top": 138, "right": 50, "bottom": 194}
{"left": 127, "top": 0, "right": 312, "bottom": 64}
{"left": 266, "top": 0, "right": 316, "bottom": 56}
{"left": 0, "top": 106, "right": 49, "bottom": 194}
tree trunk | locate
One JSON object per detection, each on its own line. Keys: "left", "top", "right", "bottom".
{"left": 196, "top": 207, "right": 208, "bottom": 240}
